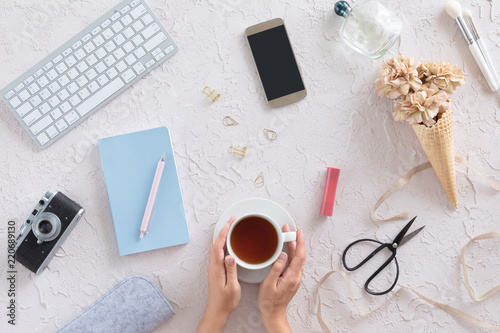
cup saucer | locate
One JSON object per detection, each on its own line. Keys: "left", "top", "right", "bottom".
{"left": 213, "top": 198, "right": 296, "bottom": 284}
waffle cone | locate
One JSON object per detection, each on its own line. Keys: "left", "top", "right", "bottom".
{"left": 412, "top": 109, "right": 458, "bottom": 209}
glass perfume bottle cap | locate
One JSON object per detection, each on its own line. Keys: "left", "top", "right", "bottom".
{"left": 334, "top": 1, "right": 352, "bottom": 18}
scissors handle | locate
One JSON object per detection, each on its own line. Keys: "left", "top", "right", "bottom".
{"left": 342, "top": 239, "right": 400, "bottom": 295}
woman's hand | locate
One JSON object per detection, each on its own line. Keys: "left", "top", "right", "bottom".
{"left": 196, "top": 216, "right": 241, "bottom": 333}
{"left": 257, "top": 225, "right": 306, "bottom": 333}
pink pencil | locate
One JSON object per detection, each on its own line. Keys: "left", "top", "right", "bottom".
{"left": 140, "top": 154, "right": 165, "bottom": 238}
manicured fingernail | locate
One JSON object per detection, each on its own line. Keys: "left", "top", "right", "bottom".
{"left": 278, "top": 252, "right": 287, "bottom": 261}
{"left": 225, "top": 257, "right": 234, "bottom": 264}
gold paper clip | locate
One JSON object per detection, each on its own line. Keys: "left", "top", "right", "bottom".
{"left": 263, "top": 129, "right": 277, "bottom": 141}
{"left": 223, "top": 116, "right": 238, "bottom": 126}
{"left": 228, "top": 145, "right": 247, "bottom": 159}
{"left": 254, "top": 172, "right": 264, "bottom": 188}
{"left": 203, "top": 86, "right": 221, "bottom": 103}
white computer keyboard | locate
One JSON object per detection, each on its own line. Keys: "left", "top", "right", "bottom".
{"left": 0, "top": 0, "right": 178, "bottom": 149}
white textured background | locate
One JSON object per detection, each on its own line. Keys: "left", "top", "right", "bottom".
{"left": 1, "top": 0, "right": 500, "bottom": 332}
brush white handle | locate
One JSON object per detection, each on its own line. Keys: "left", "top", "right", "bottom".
{"left": 469, "top": 42, "right": 499, "bottom": 91}
{"left": 476, "top": 38, "right": 500, "bottom": 89}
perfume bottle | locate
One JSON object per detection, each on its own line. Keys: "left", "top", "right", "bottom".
{"left": 334, "top": 1, "right": 402, "bottom": 59}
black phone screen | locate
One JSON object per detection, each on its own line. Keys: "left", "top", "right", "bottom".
{"left": 247, "top": 25, "right": 305, "bottom": 101}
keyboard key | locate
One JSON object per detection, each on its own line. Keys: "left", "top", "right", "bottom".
{"left": 142, "top": 14, "right": 153, "bottom": 25}
{"left": 19, "top": 90, "right": 30, "bottom": 101}
{"left": 101, "top": 19, "right": 111, "bottom": 28}
{"left": 43, "top": 62, "right": 54, "bottom": 70}
{"left": 116, "top": 61, "right": 127, "bottom": 72}
{"left": 144, "top": 32, "right": 166, "bottom": 52}
{"left": 86, "top": 68, "right": 98, "bottom": 80}
{"left": 102, "top": 28, "right": 114, "bottom": 40}
{"left": 77, "top": 61, "right": 89, "bottom": 73}
{"left": 37, "top": 133, "right": 50, "bottom": 146}
{"left": 24, "top": 76, "right": 34, "bottom": 85}
{"left": 106, "top": 67, "right": 118, "bottom": 79}
{"left": 123, "top": 27, "right": 134, "bottom": 38}
{"left": 97, "top": 74, "right": 109, "bottom": 86}
{"left": 78, "top": 88, "right": 90, "bottom": 100}
{"left": 69, "top": 95, "right": 81, "bottom": 106}
{"left": 58, "top": 75, "right": 70, "bottom": 86}
{"left": 46, "top": 125, "right": 59, "bottom": 138}
{"left": 104, "top": 41, "right": 116, "bottom": 52}
{"left": 65, "top": 55, "right": 77, "bottom": 67}
{"left": 16, "top": 102, "right": 33, "bottom": 117}
{"left": 123, "top": 41, "right": 134, "bottom": 53}
{"left": 134, "top": 47, "right": 146, "bottom": 59}
{"left": 68, "top": 82, "right": 78, "bottom": 94}
{"left": 24, "top": 110, "right": 41, "bottom": 126}
{"left": 121, "top": 14, "right": 133, "bottom": 26}
{"left": 131, "top": 4, "right": 146, "bottom": 19}
{"left": 34, "top": 69, "right": 44, "bottom": 78}
{"left": 142, "top": 23, "right": 159, "bottom": 39}
{"left": 121, "top": 5, "right": 131, "bottom": 14}
{"left": 95, "top": 62, "right": 107, "bottom": 73}
{"left": 58, "top": 88, "right": 70, "bottom": 100}
{"left": 48, "top": 96, "right": 61, "bottom": 107}
{"left": 114, "top": 48, "right": 126, "bottom": 60}
{"left": 121, "top": 69, "right": 136, "bottom": 83}
{"left": 145, "top": 59, "right": 155, "bottom": 68}
{"left": 76, "top": 76, "right": 89, "bottom": 87}
{"left": 9, "top": 96, "right": 21, "bottom": 108}
{"left": 5, "top": 90, "right": 15, "bottom": 99}
{"left": 104, "top": 55, "right": 116, "bottom": 66}
{"left": 88, "top": 81, "right": 99, "bottom": 92}
{"left": 82, "top": 33, "right": 92, "bottom": 42}
{"left": 165, "top": 44, "right": 175, "bottom": 54}
{"left": 125, "top": 54, "right": 136, "bottom": 65}
{"left": 60, "top": 101, "right": 71, "bottom": 113}
{"left": 92, "top": 26, "right": 102, "bottom": 35}
{"left": 39, "top": 103, "right": 51, "bottom": 114}
{"left": 95, "top": 48, "right": 107, "bottom": 59}
{"left": 30, "top": 115, "right": 52, "bottom": 135}
{"left": 130, "top": 0, "right": 141, "bottom": 7}
{"left": 74, "top": 49, "right": 86, "bottom": 60}
{"left": 86, "top": 54, "right": 98, "bottom": 66}
{"left": 94, "top": 35, "right": 105, "bottom": 46}
{"left": 76, "top": 77, "right": 124, "bottom": 116}
{"left": 51, "top": 108, "right": 62, "bottom": 120}
{"left": 133, "top": 62, "right": 145, "bottom": 75}
{"left": 39, "top": 88, "right": 51, "bottom": 100}
{"left": 55, "top": 119, "right": 68, "bottom": 131}
{"left": 67, "top": 68, "right": 79, "bottom": 80}
{"left": 14, "top": 83, "right": 24, "bottom": 92}
{"left": 53, "top": 54, "right": 63, "bottom": 64}
{"left": 30, "top": 96, "right": 42, "bottom": 107}
{"left": 132, "top": 35, "right": 144, "bottom": 46}
{"left": 65, "top": 111, "right": 80, "bottom": 125}
{"left": 37, "top": 76, "right": 49, "bottom": 88}
{"left": 72, "top": 40, "right": 82, "bottom": 49}
{"left": 63, "top": 48, "right": 72, "bottom": 56}
{"left": 47, "top": 69, "right": 58, "bottom": 81}
{"left": 28, "top": 83, "right": 40, "bottom": 94}
{"left": 56, "top": 63, "right": 68, "bottom": 74}
{"left": 84, "top": 42, "right": 96, "bottom": 53}
{"left": 112, "top": 22, "right": 123, "bottom": 33}
{"left": 132, "top": 20, "right": 144, "bottom": 32}
{"left": 114, "top": 34, "right": 126, "bottom": 45}
{"left": 111, "top": 12, "right": 121, "bottom": 21}
{"left": 49, "top": 82, "right": 61, "bottom": 93}
{"left": 154, "top": 51, "right": 165, "bottom": 61}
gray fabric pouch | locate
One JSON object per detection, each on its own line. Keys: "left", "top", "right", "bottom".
{"left": 57, "top": 275, "right": 175, "bottom": 333}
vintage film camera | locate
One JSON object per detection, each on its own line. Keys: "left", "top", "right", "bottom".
{"left": 14, "top": 191, "right": 85, "bottom": 275}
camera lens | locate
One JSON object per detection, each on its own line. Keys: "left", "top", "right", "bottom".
{"left": 38, "top": 220, "right": 53, "bottom": 234}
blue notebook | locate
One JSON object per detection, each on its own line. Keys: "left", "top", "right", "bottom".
{"left": 99, "top": 127, "right": 190, "bottom": 256}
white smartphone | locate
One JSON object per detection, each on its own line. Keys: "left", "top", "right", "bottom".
{"left": 245, "top": 18, "right": 307, "bottom": 108}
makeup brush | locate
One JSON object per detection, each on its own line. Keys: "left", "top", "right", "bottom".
{"left": 463, "top": 9, "right": 499, "bottom": 89}
{"left": 445, "top": 0, "right": 499, "bottom": 91}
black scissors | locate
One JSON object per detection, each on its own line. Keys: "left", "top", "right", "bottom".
{"left": 342, "top": 217, "right": 424, "bottom": 295}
